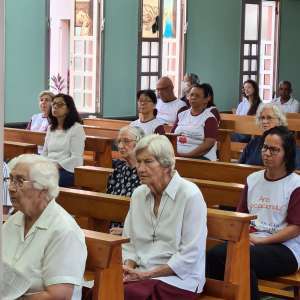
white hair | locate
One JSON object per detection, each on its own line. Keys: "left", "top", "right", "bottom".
{"left": 8, "top": 154, "right": 59, "bottom": 200}
{"left": 256, "top": 103, "right": 287, "bottom": 129}
{"left": 135, "top": 134, "right": 175, "bottom": 171}
{"left": 119, "top": 125, "right": 145, "bottom": 143}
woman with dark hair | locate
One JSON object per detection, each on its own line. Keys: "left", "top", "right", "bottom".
{"left": 207, "top": 126, "right": 300, "bottom": 300}
{"left": 42, "top": 93, "right": 86, "bottom": 187}
{"left": 236, "top": 79, "right": 262, "bottom": 116}
{"left": 233, "top": 79, "right": 262, "bottom": 142}
{"left": 130, "top": 89, "right": 165, "bottom": 135}
{"left": 172, "top": 83, "right": 218, "bottom": 160}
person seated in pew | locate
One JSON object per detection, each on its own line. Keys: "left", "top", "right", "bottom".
{"left": 122, "top": 134, "right": 207, "bottom": 299}
{"left": 171, "top": 83, "right": 218, "bottom": 161}
{"left": 272, "top": 80, "right": 300, "bottom": 113}
{"left": 107, "top": 125, "right": 145, "bottom": 197}
{"left": 180, "top": 72, "right": 200, "bottom": 106}
{"left": 130, "top": 89, "right": 165, "bottom": 135}
{"left": 206, "top": 126, "right": 300, "bottom": 300}
{"left": 233, "top": 79, "right": 262, "bottom": 143}
{"left": 239, "top": 103, "right": 300, "bottom": 168}
{"left": 156, "top": 76, "right": 187, "bottom": 125}
{"left": 2, "top": 154, "right": 87, "bottom": 299}
{"left": 27, "top": 90, "right": 55, "bottom": 132}
{"left": 42, "top": 93, "right": 86, "bottom": 187}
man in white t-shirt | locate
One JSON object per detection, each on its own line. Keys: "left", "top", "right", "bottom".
{"left": 156, "top": 76, "right": 187, "bottom": 124}
{"left": 272, "top": 81, "right": 299, "bottom": 113}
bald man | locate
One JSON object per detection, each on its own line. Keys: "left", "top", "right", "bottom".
{"left": 156, "top": 77, "right": 187, "bottom": 124}
{"left": 272, "top": 81, "right": 299, "bottom": 113}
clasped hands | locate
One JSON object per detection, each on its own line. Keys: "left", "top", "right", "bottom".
{"left": 123, "top": 265, "right": 152, "bottom": 282}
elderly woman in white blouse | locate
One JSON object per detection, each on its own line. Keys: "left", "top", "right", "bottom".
{"left": 122, "top": 134, "right": 207, "bottom": 300}
{"left": 42, "top": 93, "right": 86, "bottom": 187}
{"left": 2, "top": 154, "right": 87, "bottom": 299}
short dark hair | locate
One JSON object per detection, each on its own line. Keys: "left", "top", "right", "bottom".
{"left": 191, "top": 83, "right": 215, "bottom": 108}
{"left": 186, "top": 73, "right": 200, "bottom": 85}
{"left": 262, "top": 126, "right": 296, "bottom": 173}
{"left": 243, "top": 79, "right": 262, "bottom": 115}
{"left": 49, "top": 93, "right": 82, "bottom": 131}
{"left": 137, "top": 89, "right": 157, "bottom": 104}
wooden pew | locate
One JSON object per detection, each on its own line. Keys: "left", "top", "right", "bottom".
{"left": 4, "top": 141, "right": 38, "bottom": 161}
{"left": 83, "top": 118, "right": 130, "bottom": 129}
{"left": 83, "top": 230, "right": 129, "bottom": 300}
{"left": 74, "top": 167, "right": 243, "bottom": 208}
{"left": 175, "top": 157, "right": 262, "bottom": 184}
{"left": 4, "top": 127, "right": 113, "bottom": 167}
{"left": 57, "top": 187, "right": 254, "bottom": 300}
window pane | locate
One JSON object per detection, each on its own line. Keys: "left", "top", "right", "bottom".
{"left": 244, "top": 44, "right": 250, "bottom": 56}
{"left": 150, "top": 58, "right": 158, "bottom": 72}
{"left": 251, "top": 60, "right": 257, "bottom": 71}
{"left": 73, "top": 92, "right": 82, "bottom": 106}
{"left": 74, "top": 75, "right": 82, "bottom": 89}
{"left": 150, "top": 76, "right": 158, "bottom": 90}
{"left": 264, "top": 59, "right": 271, "bottom": 71}
{"left": 74, "top": 57, "right": 83, "bottom": 71}
{"left": 265, "top": 44, "right": 271, "bottom": 56}
{"left": 243, "top": 60, "right": 249, "bottom": 71}
{"left": 84, "top": 76, "right": 93, "bottom": 91}
{"left": 141, "top": 76, "right": 149, "bottom": 89}
{"left": 252, "top": 44, "right": 257, "bottom": 56}
{"left": 244, "top": 4, "right": 259, "bottom": 40}
{"left": 84, "top": 93, "right": 92, "bottom": 107}
{"left": 243, "top": 75, "right": 249, "bottom": 83}
{"left": 74, "top": 40, "right": 84, "bottom": 54}
{"left": 264, "top": 74, "right": 270, "bottom": 85}
{"left": 142, "top": 58, "right": 149, "bottom": 72}
{"left": 84, "top": 57, "right": 93, "bottom": 72}
{"left": 142, "top": 0, "right": 160, "bottom": 38}
{"left": 85, "top": 40, "right": 93, "bottom": 55}
{"left": 75, "top": 0, "right": 93, "bottom": 36}
{"left": 251, "top": 75, "right": 257, "bottom": 81}
{"left": 151, "top": 42, "right": 159, "bottom": 56}
{"left": 264, "top": 89, "right": 271, "bottom": 100}
{"left": 142, "top": 42, "right": 150, "bottom": 56}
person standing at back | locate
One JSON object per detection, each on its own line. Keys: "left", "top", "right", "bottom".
{"left": 156, "top": 76, "right": 186, "bottom": 125}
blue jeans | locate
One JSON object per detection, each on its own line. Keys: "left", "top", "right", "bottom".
{"left": 59, "top": 168, "right": 74, "bottom": 187}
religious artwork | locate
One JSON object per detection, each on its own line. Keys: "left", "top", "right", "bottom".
{"left": 163, "top": 0, "right": 176, "bottom": 38}
{"left": 75, "top": 0, "right": 93, "bottom": 36}
{"left": 142, "top": 0, "right": 160, "bottom": 38}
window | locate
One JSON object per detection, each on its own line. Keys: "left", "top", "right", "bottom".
{"left": 137, "top": 0, "right": 186, "bottom": 97}
{"left": 240, "top": 0, "right": 279, "bottom": 101}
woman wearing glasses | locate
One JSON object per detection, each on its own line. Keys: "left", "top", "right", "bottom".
{"left": 3, "top": 154, "right": 86, "bottom": 299}
{"left": 239, "top": 103, "right": 300, "bottom": 168}
{"left": 42, "top": 94, "right": 85, "bottom": 187}
{"left": 130, "top": 89, "right": 165, "bottom": 135}
{"left": 107, "top": 126, "right": 145, "bottom": 197}
{"left": 172, "top": 83, "right": 219, "bottom": 160}
{"left": 207, "top": 126, "right": 300, "bottom": 300}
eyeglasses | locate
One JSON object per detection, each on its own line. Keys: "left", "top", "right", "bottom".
{"left": 4, "top": 175, "right": 34, "bottom": 188}
{"left": 258, "top": 116, "right": 276, "bottom": 122}
{"left": 261, "top": 144, "right": 281, "bottom": 156}
{"left": 115, "top": 139, "right": 136, "bottom": 146}
{"left": 52, "top": 101, "right": 66, "bottom": 108}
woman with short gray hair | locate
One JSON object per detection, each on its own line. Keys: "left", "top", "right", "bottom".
{"left": 3, "top": 154, "right": 87, "bottom": 299}
{"left": 122, "top": 134, "right": 207, "bottom": 299}
{"left": 239, "top": 103, "right": 300, "bottom": 168}
{"left": 107, "top": 125, "right": 145, "bottom": 197}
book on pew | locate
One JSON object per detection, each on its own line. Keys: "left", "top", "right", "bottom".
{"left": 2, "top": 262, "right": 31, "bottom": 300}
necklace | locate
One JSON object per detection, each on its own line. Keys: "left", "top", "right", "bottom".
{"left": 149, "top": 197, "right": 169, "bottom": 243}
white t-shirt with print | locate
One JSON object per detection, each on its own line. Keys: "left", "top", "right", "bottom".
{"left": 156, "top": 98, "right": 186, "bottom": 124}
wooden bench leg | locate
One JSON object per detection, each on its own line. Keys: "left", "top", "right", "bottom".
{"left": 294, "top": 286, "right": 300, "bottom": 300}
